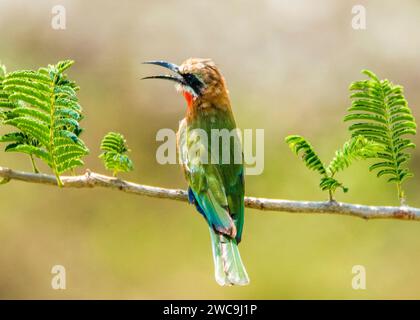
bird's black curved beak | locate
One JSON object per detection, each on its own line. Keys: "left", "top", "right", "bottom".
{"left": 142, "top": 60, "right": 204, "bottom": 96}
{"left": 142, "top": 60, "right": 186, "bottom": 86}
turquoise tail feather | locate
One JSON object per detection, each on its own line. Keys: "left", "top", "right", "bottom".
{"left": 208, "top": 227, "right": 250, "bottom": 286}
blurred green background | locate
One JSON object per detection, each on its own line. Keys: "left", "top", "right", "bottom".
{"left": 1, "top": 0, "right": 420, "bottom": 299}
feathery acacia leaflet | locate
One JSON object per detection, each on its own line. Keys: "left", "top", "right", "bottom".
{"left": 285, "top": 135, "right": 380, "bottom": 200}
{"left": 344, "top": 70, "right": 417, "bottom": 204}
{"left": 0, "top": 60, "right": 89, "bottom": 186}
{"left": 99, "top": 132, "right": 133, "bottom": 176}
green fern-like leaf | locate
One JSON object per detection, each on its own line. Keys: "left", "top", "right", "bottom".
{"left": 285, "top": 135, "right": 326, "bottom": 175}
{"left": 99, "top": 132, "right": 133, "bottom": 176}
{"left": 285, "top": 135, "right": 346, "bottom": 196}
{"left": 0, "top": 63, "right": 41, "bottom": 171}
{"left": 0, "top": 62, "right": 14, "bottom": 115}
{"left": 327, "top": 135, "right": 382, "bottom": 175}
{"left": 285, "top": 135, "right": 381, "bottom": 198}
{"left": 344, "top": 70, "right": 417, "bottom": 203}
{"left": 1, "top": 60, "right": 89, "bottom": 185}
{"left": 320, "top": 177, "right": 348, "bottom": 193}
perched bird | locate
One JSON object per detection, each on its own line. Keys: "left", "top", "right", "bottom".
{"left": 143, "top": 58, "right": 249, "bottom": 286}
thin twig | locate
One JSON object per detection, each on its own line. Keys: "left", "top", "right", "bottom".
{"left": 0, "top": 166, "right": 419, "bottom": 221}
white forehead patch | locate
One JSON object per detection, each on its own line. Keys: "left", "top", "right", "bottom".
{"left": 179, "top": 63, "right": 203, "bottom": 74}
{"left": 179, "top": 59, "right": 214, "bottom": 73}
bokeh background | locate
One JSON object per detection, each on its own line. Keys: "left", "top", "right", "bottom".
{"left": 0, "top": 0, "right": 420, "bottom": 299}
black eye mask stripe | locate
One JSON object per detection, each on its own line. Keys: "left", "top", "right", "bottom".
{"left": 182, "top": 73, "right": 204, "bottom": 95}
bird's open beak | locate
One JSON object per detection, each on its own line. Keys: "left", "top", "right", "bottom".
{"left": 142, "top": 60, "right": 187, "bottom": 86}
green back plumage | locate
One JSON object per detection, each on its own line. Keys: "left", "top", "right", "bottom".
{"left": 178, "top": 106, "right": 245, "bottom": 243}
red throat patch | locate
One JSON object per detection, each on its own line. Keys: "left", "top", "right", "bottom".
{"left": 182, "top": 91, "right": 193, "bottom": 109}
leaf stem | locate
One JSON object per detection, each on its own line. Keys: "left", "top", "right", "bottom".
{"left": 328, "top": 189, "right": 334, "bottom": 202}
{"left": 29, "top": 154, "right": 39, "bottom": 173}
{"left": 397, "top": 182, "right": 406, "bottom": 206}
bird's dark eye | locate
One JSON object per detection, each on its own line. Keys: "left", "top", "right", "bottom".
{"left": 182, "top": 73, "right": 204, "bottom": 94}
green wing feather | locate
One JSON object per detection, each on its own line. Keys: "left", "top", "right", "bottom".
{"left": 178, "top": 116, "right": 245, "bottom": 242}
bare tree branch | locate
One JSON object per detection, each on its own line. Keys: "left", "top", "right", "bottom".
{"left": 1, "top": 166, "right": 419, "bottom": 221}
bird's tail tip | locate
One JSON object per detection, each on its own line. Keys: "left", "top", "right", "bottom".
{"left": 210, "top": 228, "right": 250, "bottom": 286}
{"left": 215, "top": 273, "right": 250, "bottom": 287}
